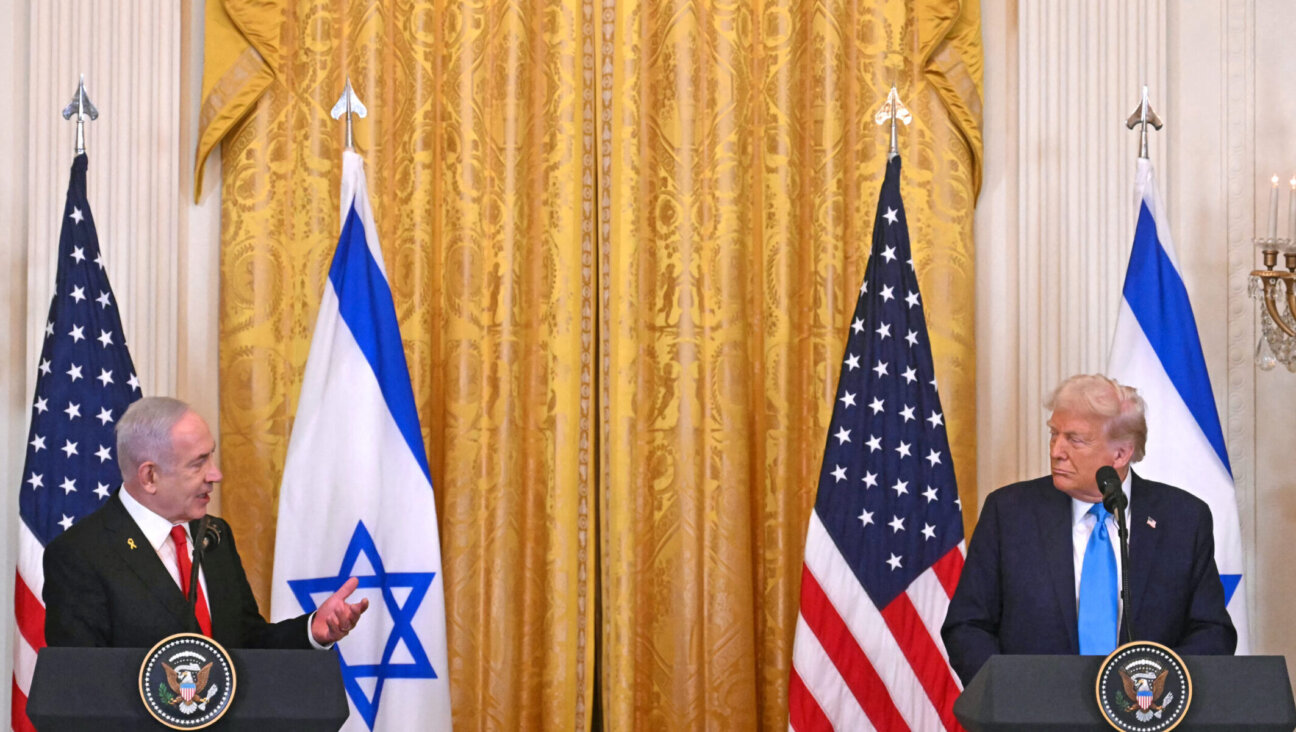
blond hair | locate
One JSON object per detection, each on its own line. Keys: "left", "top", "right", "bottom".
{"left": 1046, "top": 374, "right": 1147, "bottom": 462}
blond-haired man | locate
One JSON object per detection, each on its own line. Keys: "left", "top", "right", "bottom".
{"left": 942, "top": 375, "right": 1235, "bottom": 685}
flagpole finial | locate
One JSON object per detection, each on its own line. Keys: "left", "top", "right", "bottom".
{"left": 874, "top": 85, "right": 912, "bottom": 160}
{"left": 331, "top": 77, "right": 368, "bottom": 151}
{"left": 1125, "top": 85, "right": 1163, "bottom": 160}
{"left": 61, "top": 74, "right": 99, "bottom": 156}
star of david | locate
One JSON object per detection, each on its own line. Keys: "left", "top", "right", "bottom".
{"left": 288, "top": 521, "right": 438, "bottom": 729}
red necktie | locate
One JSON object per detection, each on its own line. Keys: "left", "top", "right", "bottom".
{"left": 170, "top": 525, "right": 213, "bottom": 636}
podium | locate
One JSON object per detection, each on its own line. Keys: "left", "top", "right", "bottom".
{"left": 27, "top": 647, "right": 349, "bottom": 731}
{"left": 954, "top": 655, "right": 1296, "bottom": 731}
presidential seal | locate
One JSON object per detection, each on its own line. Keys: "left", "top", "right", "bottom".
{"left": 1095, "top": 641, "right": 1192, "bottom": 732}
{"left": 138, "top": 633, "right": 237, "bottom": 729}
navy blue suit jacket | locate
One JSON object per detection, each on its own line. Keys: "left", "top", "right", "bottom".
{"left": 44, "top": 491, "right": 312, "bottom": 649}
{"left": 941, "top": 473, "right": 1236, "bottom": 686}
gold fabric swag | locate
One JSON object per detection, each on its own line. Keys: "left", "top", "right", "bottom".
{"left": 198, "top": 0, "right": 982, "bottom": 728}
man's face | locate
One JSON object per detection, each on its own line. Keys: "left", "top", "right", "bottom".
{"left": 143, "top": 411, "right": 222, "bottom": 523}
{"left": 1047, "top": 406, "right": 1129, "bottom": 502}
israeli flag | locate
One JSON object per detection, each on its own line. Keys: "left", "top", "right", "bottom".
{"left": 271, "top": 151, "right": 453, "bottom": 728}
{"left": 1108, "top": 157, "right": 1251, "bottom": 653}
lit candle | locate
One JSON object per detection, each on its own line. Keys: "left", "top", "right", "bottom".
{"left": 1288, "top": 177, "right": 1295, "bottom": 241}
{"left": 1269, "top": 174, "right": 1280, "bottom": 239}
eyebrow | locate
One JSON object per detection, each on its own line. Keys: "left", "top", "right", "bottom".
{"left": 1046, "top": 423, "right": 1087, "bottom": 438}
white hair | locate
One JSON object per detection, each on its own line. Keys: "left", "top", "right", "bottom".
{"left": 116, "top": 397, "right": 192, "bottom": 480}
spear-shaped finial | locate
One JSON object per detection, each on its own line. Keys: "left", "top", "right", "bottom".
{"left": 1125, "top": 85, "right": 1163, "bottom": 160}
{"left": 330, "top": 77, "right": 367, "bottom": 151}
{"left": 61, "top": 74, "right": 99, "bottom": 156}
{"left": 874, "top": 85, "right": 912, "bottom": 160}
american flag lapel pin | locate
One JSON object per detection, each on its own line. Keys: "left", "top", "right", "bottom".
{"left": 1146, "top": 517, "right": 1157, "bottom": 529}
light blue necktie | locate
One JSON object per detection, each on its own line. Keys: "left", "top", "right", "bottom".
{"left": 1078, "top": 502, "right": 1118, "bottom": 655}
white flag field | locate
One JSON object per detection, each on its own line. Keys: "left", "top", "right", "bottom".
{"left": 271, "top": 150, "right": 453, "bottom": 729}
{"left": 1108, "top": 157, "right": 1251, "bottom": 653}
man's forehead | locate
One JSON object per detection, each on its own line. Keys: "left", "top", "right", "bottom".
{"left": 1048, "top": 408, "right": 1099, "bottom": 432}
{"left": 171, "top": 412, "right": 215, "bottom": 451}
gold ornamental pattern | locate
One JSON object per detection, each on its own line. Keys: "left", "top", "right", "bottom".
{"left": 202, "top": 0, "right": 981, "bottom": 728}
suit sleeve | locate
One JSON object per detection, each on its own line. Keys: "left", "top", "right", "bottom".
{"left": 941, "top": 491, "right": 1004, "bottom": 686}
{"left": 43, "top": 536, "right": 112, "bottom": 647}
{"left": 218, "top": 520, "right": 315, "bottom": 650}
{"left": 1173, "top": 505, "right": 1237, "bottom": 655}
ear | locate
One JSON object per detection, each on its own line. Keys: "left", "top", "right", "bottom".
{"left": 136, "top": 460, "right": 159, "bottom": 494}
{"left": 1111, "top": 441, "right": 1134, "bottom": 472}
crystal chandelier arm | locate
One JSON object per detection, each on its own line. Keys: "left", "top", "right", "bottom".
{"left": 1286, "top": 278, "right": 1296, "bottom": 336}
{"left": 1262, "top": 277, "right": 1296, "bottom": 338}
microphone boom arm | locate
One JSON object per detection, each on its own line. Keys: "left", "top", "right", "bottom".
{"left": 1098, "top": 466, "right": 1135, "bottom": 645}
{"left": 188, "top": 516, "right": 210, "bottom": 614}
{"left": 1114, "top": 501, "right": 1134, "bottom": 645}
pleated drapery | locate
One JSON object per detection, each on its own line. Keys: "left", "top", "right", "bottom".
{"left": 199, "top": 0, "right": 981, "bottom": 727}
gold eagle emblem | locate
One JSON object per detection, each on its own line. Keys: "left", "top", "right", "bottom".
{"left": 1119, "top": 667, "right": 1169, "bottom": 713}
{"left": 163, "top": 661, "right": 214, "bottom": 707}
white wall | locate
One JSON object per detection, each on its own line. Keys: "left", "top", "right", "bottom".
{"left": 0, "top": 0, "right": 32, "bottom": 716}
{"left": 979, "top": 0, "right": 1296, "bottom": 662}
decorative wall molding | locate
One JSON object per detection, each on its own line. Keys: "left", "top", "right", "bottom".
{"left": 25, "top": 0, "right": 182, "bottom": 400}
{"left": 1222, "top": 0, "right": 1256, "bottom": 586}
{"left": 978, "top": 0, "right": 1168, "bottom": 493}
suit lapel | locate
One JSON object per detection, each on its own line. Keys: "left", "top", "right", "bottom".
{"left": 1034, "top": 482, "right": 1078, "bottom": 651}
{"left": 103, "top": 494, "right": 198, "bottom": 631}
{"left": 1126, "top": 472, "right": 1162, "bottom": 637}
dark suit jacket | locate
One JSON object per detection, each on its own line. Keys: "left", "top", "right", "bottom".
{"left": 44, "top": 492, "right": 312, "bottom": 649}
{"left": 941, "top": 473, "right": 1236, "bottom": 686}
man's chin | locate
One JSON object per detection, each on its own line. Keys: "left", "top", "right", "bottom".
{"left": 1052, "top": 476, "right": 1099, "bottom": 502}
{"left": 187, "top": 499, "right": 211, "bottom": 521}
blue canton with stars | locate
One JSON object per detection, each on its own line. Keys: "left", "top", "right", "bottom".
{"left": 813, "top": 155, "right": 964, "bottom": 609}
{"left": 19, "top": 154, "right": 141, "bottom": 547}
{"left": 287, "top": 521, "right": 438, "bottom": 730}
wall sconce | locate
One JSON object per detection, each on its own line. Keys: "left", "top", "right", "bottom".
{"left": 1250, "top": 239, "right": 1296, "bottom": 371}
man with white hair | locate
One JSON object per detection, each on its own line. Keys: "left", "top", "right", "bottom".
{"left": 44, "top": 396, "right": 367, "bottom": 648}
{"left": 942, "top": 374, "right": 1235, "bottom": 685}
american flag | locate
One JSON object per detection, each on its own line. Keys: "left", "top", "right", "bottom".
{"left": 11, "top": 154, "right": 140, "bottom": 731}
{"left": 789, "top": 156, "right": 966, "bottom": 731}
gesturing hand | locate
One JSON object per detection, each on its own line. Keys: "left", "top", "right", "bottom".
{"left": 311, "top": 576, "right": 370, "bottom": 646}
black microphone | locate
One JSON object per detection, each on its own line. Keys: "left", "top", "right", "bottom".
{"left": 200, "top": 520, "right": 223, "bottom": 551}
{"left": 1097, "top": 465, "right": 1126, "bottom": 513}
{"left": 1095, "top": 465, "right": 1134, "bottom": 644}
{"left": 187, "top": 517, "right": 221, "bottom": 614}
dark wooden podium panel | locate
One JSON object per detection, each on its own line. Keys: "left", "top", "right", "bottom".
{"left": 955, "top": 655, "right": 1296, "bottom": 731}
{"left": 27, "top": 647, "right": 349, "bottom": 731}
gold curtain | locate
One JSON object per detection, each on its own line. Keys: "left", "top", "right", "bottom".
{"left": 599, "top": 0, "right": 981, "bottom": 727}
{"left": 201, "top": 0, "right": 980, "bottom": 728}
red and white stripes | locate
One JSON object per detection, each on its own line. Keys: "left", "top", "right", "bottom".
{"left": 12, "top": 523, "right": 45, "bottom": 732}
{"left": 790, "top": 513, "right": 965, "bottom": 731}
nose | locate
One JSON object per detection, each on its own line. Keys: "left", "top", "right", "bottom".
{"left": 1049, "top": 434, "right": 1064, "bottom": 460}
{"left": 206, "top": 461, "right": 223, "bottom": 484}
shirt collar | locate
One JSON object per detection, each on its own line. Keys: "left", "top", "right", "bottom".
{"left": 1070, "top": 469, "right": 1133, "bottom": 525}
{"left": 119, "top": 486, "right": 190, "bottom": 551}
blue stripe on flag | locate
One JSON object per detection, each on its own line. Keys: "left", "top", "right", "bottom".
{"left": 328, "top": 204, "right": 433, "bottom": 484}
{"left": 1122, "top": 202, "right": 1232, "bottom": 475}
